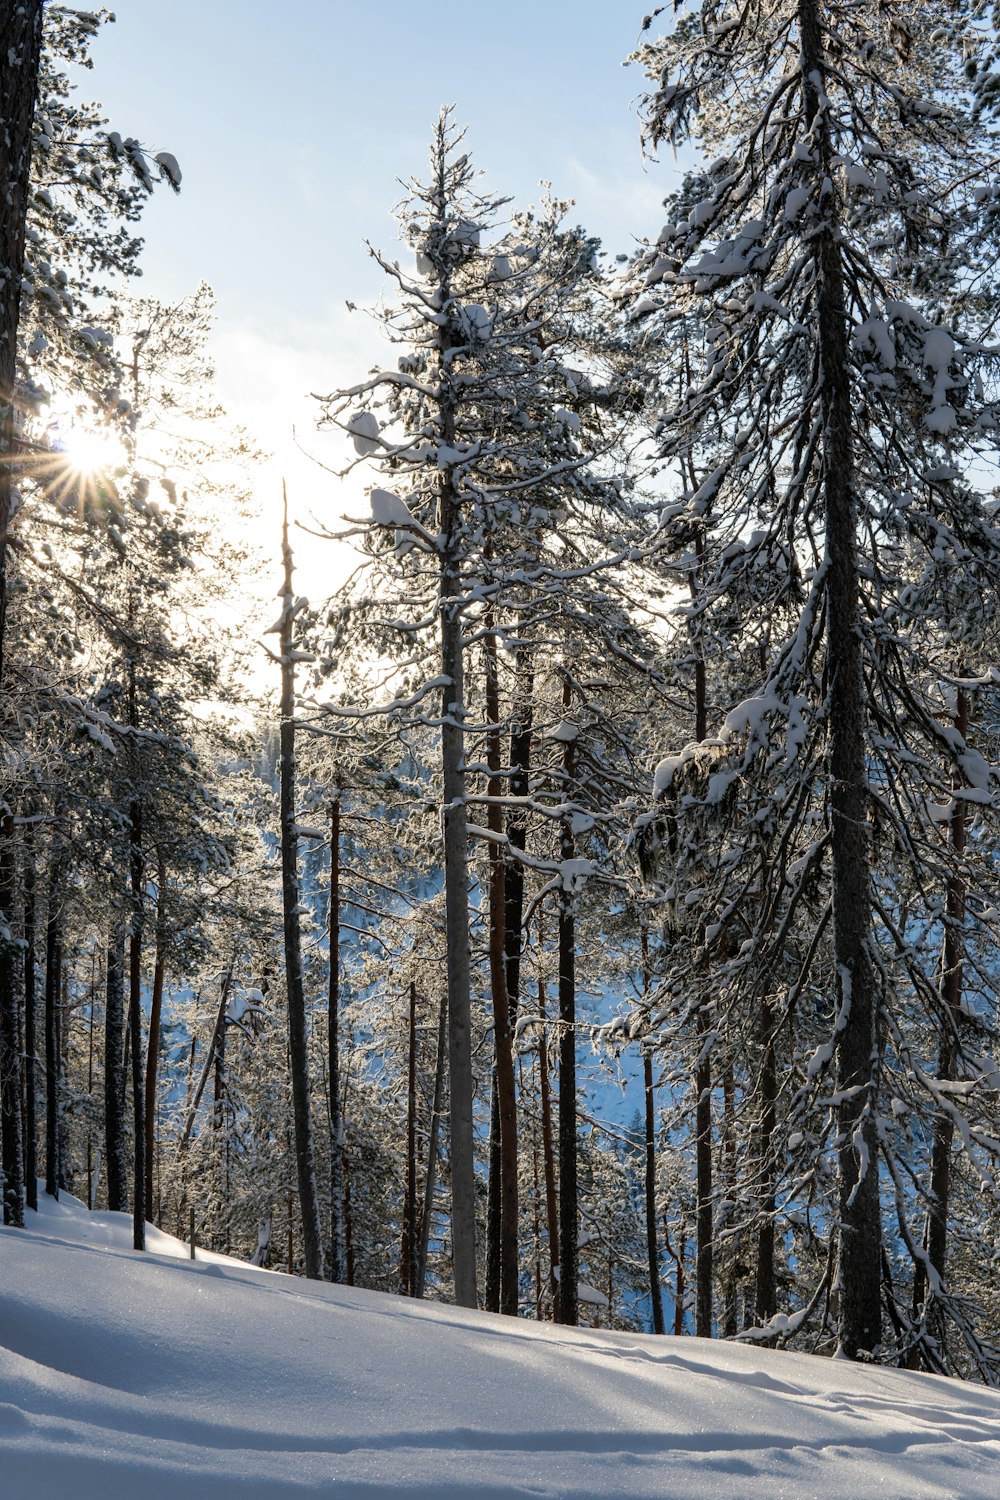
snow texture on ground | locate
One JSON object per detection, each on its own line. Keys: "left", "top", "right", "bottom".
{"left": 3, "top": 1190, "right": 1000, "bottom": 1497}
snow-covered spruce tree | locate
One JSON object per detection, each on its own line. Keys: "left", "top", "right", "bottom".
{"left": 316, "top": 111, "right": 629, "bottom": 1308}
{"left": 630, "top": 1, "right": 1000, "bottom": 1362}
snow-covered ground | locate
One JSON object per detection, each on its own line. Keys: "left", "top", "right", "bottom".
{"left": 3, "top": 1192, "right": 1000, "bottom": 1498}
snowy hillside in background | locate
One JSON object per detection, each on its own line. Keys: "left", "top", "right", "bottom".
{"left": 3, "top": 1194, "right": 1000, "bottom": 1499}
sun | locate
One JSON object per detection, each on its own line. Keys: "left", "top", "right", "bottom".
{"left": 59, "top": 423, "right": 124, "bottom": 478}
{"left": 19, "top": 417, "right": 128, "bottom": 520}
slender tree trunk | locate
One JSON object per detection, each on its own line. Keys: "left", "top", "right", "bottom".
{"left": 0, "top": 0, "right": 44, "bottom": 678}
{"left": 128, "top": 792, "right": 145, "bottom": 1249}
{"left": 694, "top": 1008, "right": 713, "bottom": 1337}
{"left": 328, "top": 795, "right": 346, "bottom": 1282}
{"left": 439, "top": 496, "right": 477, "bottom": 1308}
{"left": 0, "top": 807, "right": 23, "bottom": 1224}
{"left": 666, "top": 1216, "right": 686, "bottom": 1336}
{"left": 798, "top": 0, "right": 881, "bottom": 1360}
{"left": 537, "top": 959, "right": 560, "bottom": 1320}
{"left": 722, "top": 1066, "right": 738, "bottom": 1336}
{"left": 277, "top": 489, "right": 324, "bottom": 1280}
{"left": 416, "top": 987, "right": 448, "bottom": 1299}
{"left": 22, "top": 819, "right": 36, "bottom": 1211}
{"left": 483, "top": 621, "right": 519, "bottom": 1315}
{"left": 644, "top": 1050, "right": 665, "bottom": 1335}
{"left": 44, "top": 856, "right": 63, "bottom": 1201}
{"left": 144, "top": 853, "right": 167, "bottom": 1221}
{"left": 556, "top": 683, "right": 579, "bottom": 1328}
{"left": 400, "top": 980, "right": 419, "bottom": 1296}
{"left": 913, "top": 684, "right": 968, "bottom": 1326}
{"left": 504, "top": 652, "right": 533, "bottom": 1017}
{"left": 0, "top": 0, "right": 43, "bottom": 1232}
{"left": 104, "top": 926, "right": 128, "bottom": 1211}
{"left": 687, "top": 543, "right": 714, "bottom": 1339}
{"left": 754, "top": 1000, "right": 777, "bottom": 1324}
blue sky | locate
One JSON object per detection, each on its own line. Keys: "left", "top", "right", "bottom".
{"left": 82, "top": 1, "right": 682, "bottom": 561}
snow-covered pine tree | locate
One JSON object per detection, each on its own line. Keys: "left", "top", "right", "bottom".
{"left": 630, "top": 0, "right": 1000, "bottom": 1362}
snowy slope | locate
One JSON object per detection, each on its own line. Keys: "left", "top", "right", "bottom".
{"left": 2, "top": 1193, "right": 1000, "bottom": 1498}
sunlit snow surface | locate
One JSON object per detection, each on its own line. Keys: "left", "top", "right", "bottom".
{"left": 3, "top": 1193, "right": 1000, "bottom": 1497}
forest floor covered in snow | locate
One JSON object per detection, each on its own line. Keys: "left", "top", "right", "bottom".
{"left": 2, "top": 1194, "right": 1000, "bottom": 1498}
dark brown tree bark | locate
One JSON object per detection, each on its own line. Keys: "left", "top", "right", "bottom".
{"left": 798, "top": 0, "right": 881, "bottom": 1360}
{"left": 0, "top": 0, "right": 44, "bottom": 677}
{"left": 277, "top": 490, "right": 324, "bottom": 1280}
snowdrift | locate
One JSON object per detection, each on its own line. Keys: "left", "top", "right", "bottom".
{"left": 2, "top": 1191, "right": 1000, "bottom": 1498}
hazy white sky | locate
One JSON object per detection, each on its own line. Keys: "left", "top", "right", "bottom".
{"left": 81, "top": 1, "right": 682, "bottom": 583}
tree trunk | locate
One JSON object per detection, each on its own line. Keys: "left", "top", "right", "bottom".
{"left": 0, "top": 0, "right": 44, "bottom": 678}
{"left": 104, "top": 926, "right": 128, "bottom": 1212}
{"left": 44, "top": 856, "right": 63, "bottom": 1201}
{"left": 798, "top": 0, "right": 881, "bottom": 1360}
{"left": 688, "top": 545, "right": 714, "bottom": 1339}
{"left": 439, "top": 494, "right": 477, "bottom": 1308}
{"left": 400, "top": 980, "right": 419, "bottom": 1296}
{"left": 416, "top": 986, "right": 448, "bottom": 1300}
{"left": 754, "top": 999, "right": 777, "bottom": 1324}
{"left": 0, "top": 808, "right": 23, "bottom": 1225}
{"left": 144, "top": 853, "right": 167, "bottom": 1222}
{"left": 537, "top": 957, "right": 560, "bottom": 1320}
{"left": 328, "top": 795, "right": 346, "bottom": 1282}
{"left": 644, "top": 1050, "right": 665, "bottom": 1334}
{"left": 278, "top": 489, "right": 325, "bottom": 1280}
{"left": 556, "top": 686, "right": 579, "bottom": 1327}
{"left": 913, "top": 683, "right": 968, "bottom": 1328}
{"left": 22, "top": 818, "right": 36, "bottom": 1212}
{"left": 694, "top": 1008, "right": 713, "bottom": 1338}
{"left": 483, "top": 621, "right": 518, "bottom": 1315}
{"left": 128, "top": 794, "right": 145, "bottom": 1250}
